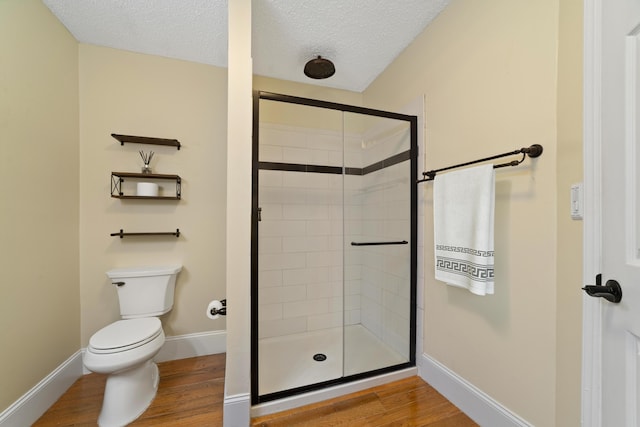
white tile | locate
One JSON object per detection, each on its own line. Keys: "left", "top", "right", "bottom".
{"left": 309, "top": 133, "right": 343, "bottom": 151}
{"left": 259, "top": 170, "right": 283, "bottom": 187}
{"left": 306, "top": 251, "right": 342, "bottom": 268}
{"left": 283, "top": 204, "right": 329, "bottom": 221}
{"left": 329, "top": 296, "right": 343, "bottom": 313}
{"left": 259, "top": 187, "right": 306, "bottom": 205}
{"left": 259, "top": 317, "right": 308, "bottom": 339}
{"left": 283, "top": 299, "right": 329, "bottom": 318}
{"left": 283, "top": 267, "right": 330, "bottom": 286}
{"left": 259, "top": 253, "right": 306, "bottom": 271}
{"left": 259, "top": 285, "right": 307, "bottom": 305}
{"left": 283, "top": 172, "right": 329, "bottom": 189}
{"left": 289, "top": 236, "right": 330, "bottom": 253}
{"left": 361, "top": 280, "right": 382, "bottom": 304}
{"left": 331, "top": 265, "right": 344, "bottom": 281}
{"left": 258, "top": 303, "right": 283, "bottom": 321}
{"left": 259, "top": 237, "right": 282, "bottom": 254}
{"left": 344, "top": 265, "right": 361, "bottom": 281}
{"left": 345, "top": 309, "right": 361, "bottom": 325}
{"left": 307, "top": 282, "right": 341, "bottom": 299}
{"left": 345, "top": 279, "right": 361, "bottom": 296}
{"left": 345, "top": 294, "right": 361, "bottom": 310}
{"left": 306, "top": 189, "right": 342, "bottom": 205}
{"left": 259, "top": 220, "right": 306, "bottom": 237}
{"left": 259, "top": 145, "right": 283, "bottom": 162}
{"left": 306, "top": 220, "right": 331, "bottom": 236}
{"left": 327, "top": 150, "right": 343, "bottom": 167}
{"left": 258, "top": 270, "right": 283, "bottom": 288}
{"left": 283, "top": 147, "right": 329, "bottom": 165}
{"left": 259, "top": 204, "right": 283, "bottom": 221}
{"left": 307, "top": 312, "right": 343, "bottom": 331}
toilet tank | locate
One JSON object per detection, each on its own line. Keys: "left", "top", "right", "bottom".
{"left": 106, "top": 265, "right": 182, "bottom": 319}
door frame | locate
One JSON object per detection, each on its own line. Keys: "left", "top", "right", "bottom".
{"left": 582, "top": 0, "right": 603, "bottom": 425}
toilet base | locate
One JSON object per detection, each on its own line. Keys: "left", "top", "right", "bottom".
{"left": 97, "top": 359, "right": 160, "bottom": 427}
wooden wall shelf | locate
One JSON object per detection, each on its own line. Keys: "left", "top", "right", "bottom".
{"left": 111, "top": 172, "right": 181, "bottom": 199}
{"left": 111, "top": 133, "right": 181, "bottom": 150}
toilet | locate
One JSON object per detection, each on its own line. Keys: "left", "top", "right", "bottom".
{"left": 83, "top": 265, "right": 182, "bottom": 427}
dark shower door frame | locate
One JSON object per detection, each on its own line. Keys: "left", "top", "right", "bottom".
{"left": 251, "top": 91, "right": 418, "bottom": 404}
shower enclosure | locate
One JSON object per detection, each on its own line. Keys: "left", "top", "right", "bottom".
{"left": 251, "top": 92, "right": 417, "bottom": 404}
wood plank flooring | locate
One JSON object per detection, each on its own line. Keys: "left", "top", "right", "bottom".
{"left": 33, "top": 354, "right": 226, "bottom": 426}
{"left": 34, "top": 354, "right": 477, "bottom": 427}
{"left": 251, "top": 376, "right": 477, "bottom": 427}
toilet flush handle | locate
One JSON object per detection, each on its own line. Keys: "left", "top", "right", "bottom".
{"left": 112, "top": 281, "right": 125, "bottom": 287}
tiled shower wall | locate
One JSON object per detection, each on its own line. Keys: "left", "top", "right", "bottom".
{"left": 258, "top": 124, "right": 355, "bottom": 339}
{"left": 358, "top": 124, "right": 412, "bottom": 359}
{"left": 258, "top": 121, "right": 411, "bottom": 359}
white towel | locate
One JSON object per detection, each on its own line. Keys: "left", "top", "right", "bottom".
{"left": 433, "top": 164, "right": 495, "bottom": 295}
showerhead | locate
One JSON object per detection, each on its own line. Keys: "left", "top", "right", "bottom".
{"left": 304, "top": 56, "right": 336, "bottom": 79}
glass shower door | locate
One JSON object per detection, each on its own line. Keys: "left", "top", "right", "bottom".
{"left": 343, "top": 113, "right": 413, "bottom": 376}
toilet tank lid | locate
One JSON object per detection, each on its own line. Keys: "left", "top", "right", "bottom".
{"left": 106, "top": 265, "right": 182, "bottom": 279}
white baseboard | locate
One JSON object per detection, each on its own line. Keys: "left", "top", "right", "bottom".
{"left": 0, "top": 330, "right": 227, "bottom": 426}
{"left": 224, "top": 392, "right": 251, "bottom": 427}
{"left": 0, "top": 350, "right": 84, "bottom": 427}
{"left": 155, "top": 329, "right": 226, "bottom": 363}
{"left": 419, "top": 353, "right": 532, "bottom": 427}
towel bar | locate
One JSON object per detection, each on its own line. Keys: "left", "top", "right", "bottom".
{"left": 417, "top": 144, "right": 543, "bottom": 183}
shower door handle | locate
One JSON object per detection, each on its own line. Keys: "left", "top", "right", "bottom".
{"left": 351, "top": 240, "right": 408, "bottom": 246}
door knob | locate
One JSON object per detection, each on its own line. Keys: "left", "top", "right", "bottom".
{"left": 582, "top": 274, "right": 622, "bottom": 303}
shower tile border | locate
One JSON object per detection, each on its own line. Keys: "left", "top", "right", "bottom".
{"left": 258, "top": 149, "right": 411, "bottom": 177}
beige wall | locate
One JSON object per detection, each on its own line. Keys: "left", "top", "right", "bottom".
{"left": 364, "top": 0, "right": 582, "bottom": 425}
{"left": 556, "top": 0, "right": 583, "bottom": 425}
{"left": 78, "top": 45, "right": 228, "bottom": 344}
{"left": 0, "top": 0, "right": 80, "bottom": 412}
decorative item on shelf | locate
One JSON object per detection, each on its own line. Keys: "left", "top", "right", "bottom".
{"left": 139, "top": 150, "right": 154, "bottom": 174}
{"left": 136, "top": 182, "right": 159, "bottom": 197}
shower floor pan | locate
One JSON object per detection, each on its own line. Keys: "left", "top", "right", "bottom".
{"left": 258, "top": 324, "right": 406, "bottom": 396}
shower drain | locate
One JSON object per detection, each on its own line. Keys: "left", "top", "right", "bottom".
{"left": 313, "top": 353, "right": 327, "bottom": 362}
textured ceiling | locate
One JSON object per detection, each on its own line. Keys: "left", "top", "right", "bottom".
{"left": 42, "top": 0, "right": 449, "bottom": 92}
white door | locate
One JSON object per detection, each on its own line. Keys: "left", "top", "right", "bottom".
{"left": 584, "top": 0, "right": 640, "bottom": 425}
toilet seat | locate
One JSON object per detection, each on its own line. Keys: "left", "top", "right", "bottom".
{"left": 89, "top": 318, "right": 162, "bottom": 354}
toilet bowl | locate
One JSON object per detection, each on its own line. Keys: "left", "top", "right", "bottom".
{"left": 84, "top": 318, "right": 165, "bottom": 427}
{"left": 83, "top": 265, "right": 181, "bottom": 427}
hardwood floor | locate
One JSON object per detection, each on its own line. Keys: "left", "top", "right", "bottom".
{"left": 251, "top": 376, "right": 477, "bottom": 427}
{"left": 34, "top": 354, "right": 476, "bottom": 427}
{"left": 33, "top": 354, "right": 226, "bottom": 426}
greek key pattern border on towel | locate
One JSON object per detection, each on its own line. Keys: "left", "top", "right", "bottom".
{"left": 435, "top": 245, "right": 494, "bottom": 257}
{"left": 436, "top": 256, "right": 494, "bottom": 282}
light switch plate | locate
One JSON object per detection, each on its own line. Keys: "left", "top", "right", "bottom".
{"left": 571, "top": 183, "right": 583, "bottom": 220}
